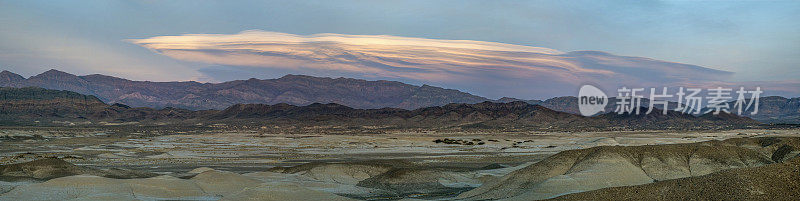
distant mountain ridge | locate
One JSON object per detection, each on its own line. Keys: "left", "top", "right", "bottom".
{"left": 0, "top": 87, "right": 203, "bottom": 124}
{"left": 499, "top": 96, "right": 800, "bottom": 124}
{"left": 495, "top": 96, "right": 686, "bottom": 115}
{"left": 735, "top": 96, "right": 800, "bottom": 124}
{"left": 0, "top": 87, "right": 761, "bottom": 130}
{"left": 0, "top": 69, "right": 489, "bottom": 110}
{"left": 0, "top": 70, "right": 797, "bottom": 124}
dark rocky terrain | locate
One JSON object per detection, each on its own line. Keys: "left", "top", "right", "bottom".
{"left": 215, "top": 101, "right": 762, "bottom": 130}
{"left": 735, "top": 96, "right": 800, "bottom": 124}
{"left": 501, "top": 95, "right": 800, "bottom": 124}
{"left": 2, "top": 70, "right": 798, "bottom": 124}
{"left": 502, "top": 96, "right": 688, "bottom": 115}
{"left": 0, "top": 158, "right": 156, "bottom": 180}
{"left": 0, "top": 87, "right": 761, "bottom": 130}
{"left": 0, "top": 87, "right": 206, "bottom": 125}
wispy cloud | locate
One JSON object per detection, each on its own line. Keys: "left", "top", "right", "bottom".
{"left": 129, "top": 30, "right": 797, "bottom": 98}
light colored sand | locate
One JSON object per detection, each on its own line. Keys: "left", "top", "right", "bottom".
{"left": 458, "top": 137, "right": 788, "bottom": 200}
{"left": 188, "top": 167, "right": 215, "bottom": 174}
{"left": 503, "top": 153, "right": 653, "bottom": 200}
{"left": 0, "top": 168, "right": 362, "bottom": 200}
{"left": 4, "top": 129, "right": 798, "bottom": 169}
{"left": 2, "top": 128, "right": 799, "bottom": 200}
{"left": 291, "top": 163, "right": 393, "bottom": 185}
{"left": 220, "top": 183, "right": 357, "bottom": 201}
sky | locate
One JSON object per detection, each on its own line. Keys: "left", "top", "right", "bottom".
{"left": 0, "top": 0, "right": 798, "bottom": 99}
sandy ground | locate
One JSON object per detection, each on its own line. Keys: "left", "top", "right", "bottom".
{"left": 2, "top": 128, "right": 799, "bottom": 171}
{"left": 1, "top": 128, "right": 799, "bottom": 200}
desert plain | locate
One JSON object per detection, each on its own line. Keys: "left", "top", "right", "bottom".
{"left": 2, "top": 126, "right": 799, "bottom": 200}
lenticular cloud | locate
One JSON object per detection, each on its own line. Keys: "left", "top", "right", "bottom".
{"left": 129, "top": 30, "right": 747, "bottom": 98}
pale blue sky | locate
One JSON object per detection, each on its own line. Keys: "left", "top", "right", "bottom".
{"left": 0, "top": 0, "right": 798, "bottom": 98}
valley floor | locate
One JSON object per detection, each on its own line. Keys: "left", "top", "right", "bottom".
{"left": 1, "top": 127, "right": 799, "bottom": 200}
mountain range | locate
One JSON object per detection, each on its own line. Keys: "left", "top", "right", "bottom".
{"left": 0, "top": 69, "right": 489, "bottom": 110}
{"left": 0, "top": 87, "right": 762, "bottom": 130}
{"left": 497, "top": 96, "right": 800, "bottom": 124}
{"left": 0, "top": 87, "right": 207, "bottom": 125}
{"left": 0, "top": 69, "right": 798, "bottom": 124}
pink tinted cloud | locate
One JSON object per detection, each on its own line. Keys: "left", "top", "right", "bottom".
{"left": 130, "top": 30, "right": 797, "bottom": 98}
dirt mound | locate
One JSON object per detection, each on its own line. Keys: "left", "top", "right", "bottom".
{"left": 0, "top": 158, "right": 86, "bottom": 180}
{"left": 458, "top": 137, "right": 800, "bottom": 200}
{"left": 551, "top": 157, "right": 800, "bottom": 200}
{"left": 191, "top": 170, "right": 263, "bottom": 197}
{"left": 269, "top": 161, "right": 398, "bottom": 185}
{"left": 266, "top": 160, "right": 483, "bottom": 198}
{"left": 0, "top": 159, "right": 156, "bottom": 180}
{"left": 357, "top": 168, "right": 480, "bottom": 197}
{"left": 0, "top": 174, "right": 209, "bottom": 200}
{"left": 0, "top": 168, "right": 347, "bottom": 200}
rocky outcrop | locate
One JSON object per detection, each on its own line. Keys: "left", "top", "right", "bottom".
{"left": 550, "top": 156, "right": 800, "bottom": 200}
{"left": 269, "top": 162, "right": 394, "bottom": 185}
{"left": 0, "top": 158, "right": 156, "bottom": 180}
{"left": 457, "top": 137, "right": 800, "bottom": 200}
{"left": 356, "top": 168, "right": 480, "bottom": 196}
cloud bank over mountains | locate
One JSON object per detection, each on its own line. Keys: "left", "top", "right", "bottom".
{"left": 130, "top": 30, "right": 796, "bottom": 99}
